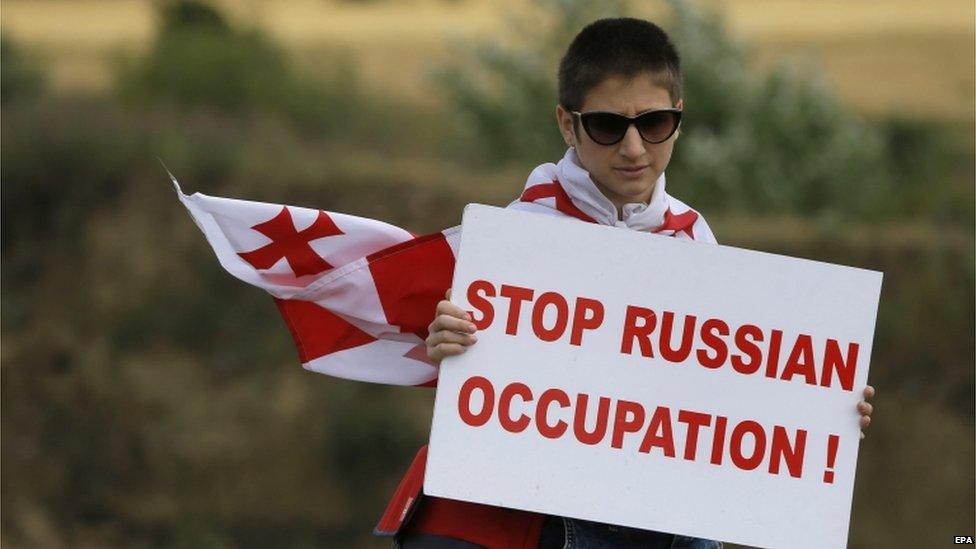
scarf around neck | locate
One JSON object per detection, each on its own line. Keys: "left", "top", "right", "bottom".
{"left": 508, "top": 148, "right": 715, "bottom": 243}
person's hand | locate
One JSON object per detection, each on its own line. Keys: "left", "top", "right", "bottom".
{"left": 858, "top": 385, "right": 875, "bottom": 440}
{"left": 426, "top": 289, "right": 478, "bottom": 364}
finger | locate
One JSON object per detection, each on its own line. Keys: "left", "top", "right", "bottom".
{"left": 426, "top": 345, "right": 443, "bottom": 363}
{"left": 427, "top": 330, "right": 478, "bottom": 348}
{"left": 859, "top": 415, "right": 871, "bottom": 429}
{"left": 860, "top": 431, "right": 865, "bottom": 440}
{"left": 857, "top": 401, "right": 873, "bottom": 416}
{"left": 429, "top": 314, "right": 477, "bottom": 334}
{"left": 430, "top": 343, "right": 467, "bottom": 360}
{"left": 863, "top": 385, "right": 876, "bottom": 399}
{"left": 436, "top": 299, "right": 470, "bottom": 319}
{"left": 445, "top": 288, "right": 452, "bottom": 300}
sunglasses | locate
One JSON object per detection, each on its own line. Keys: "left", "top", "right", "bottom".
{"left": 571, "top": 108, "right": 682, "bottom": 146}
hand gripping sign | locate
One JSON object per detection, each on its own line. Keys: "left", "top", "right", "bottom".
{"left": 426, "top": 205, "right": 882, "bottom": 549}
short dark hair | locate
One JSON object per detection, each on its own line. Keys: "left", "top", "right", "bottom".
{"left": 558, "top": 17, "right": 682, "bottom": 110}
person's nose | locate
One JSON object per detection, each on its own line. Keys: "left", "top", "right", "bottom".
{"left": 618, "top": 124, "right": 645, "bottom": 159}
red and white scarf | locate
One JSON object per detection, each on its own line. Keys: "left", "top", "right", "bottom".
{"left": 511, "top": 148, "right": 715, "bottom": 242}
{"left": 175, "top": 151, "right": 714, "bottom": 386}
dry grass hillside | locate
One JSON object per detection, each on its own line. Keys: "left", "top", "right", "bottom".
{"left": 3, "top": 0, "right": 974, "bottom": 122}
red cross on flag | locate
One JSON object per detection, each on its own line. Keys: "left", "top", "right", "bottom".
{"left": 237, "top": 206, "right": 344, "bottom": 277}
{"left": 652, "top": 207, "right": 699, "bottom": 239}
{"left": 174, "top": 176, "right": 457, "bottom": 386}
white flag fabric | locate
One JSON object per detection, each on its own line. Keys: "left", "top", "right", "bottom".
{"left": 173, "top": 174, "right": 458, "bottom": 386}
{"left": 173, "top": 148, "right": 713, "bottom": 388}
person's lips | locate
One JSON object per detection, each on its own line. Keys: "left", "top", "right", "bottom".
{"left": 614, "top": 165, "right": 650, "bottom": 178}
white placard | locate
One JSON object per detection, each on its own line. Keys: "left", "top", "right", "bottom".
{"left": 426, "top": 204, "right": 882, "bottom": 549}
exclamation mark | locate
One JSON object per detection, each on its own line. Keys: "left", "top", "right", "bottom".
{"left": 823, "top": 434, "right": 839, "bottom": 483}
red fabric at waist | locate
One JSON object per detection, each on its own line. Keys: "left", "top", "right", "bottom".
{"left": 406, "top": 495, "right": 544, "bottom": 548}
{"left": 377, "top": 445, "right": 544, "bottom": 548}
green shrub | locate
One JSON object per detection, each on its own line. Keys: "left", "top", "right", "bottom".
{"left": 116, "top": 1, "right": 281, "bottom": 112}
{"left": 1, "top": 36, "right": 45, "bottom": 103}
{"left": 437, "top": 0, "right": 962, "bottom": 222}
{"left": 115, "top": 0, "right": 365, "bottom": 138}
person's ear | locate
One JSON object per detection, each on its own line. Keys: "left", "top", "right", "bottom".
{"left": 555, "top": 104, "right": 577, "bottom": 148}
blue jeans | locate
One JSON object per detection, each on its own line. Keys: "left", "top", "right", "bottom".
{"left": 540, "top": 516, "right": 722, "bottom": 549}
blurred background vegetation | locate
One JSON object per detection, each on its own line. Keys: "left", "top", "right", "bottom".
{"left": 1, "top": 0, "right": 973, "bottom": 547}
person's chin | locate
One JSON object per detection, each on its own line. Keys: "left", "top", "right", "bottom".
{"left": 611, "top": 178, "right": 655, "bottom": 200}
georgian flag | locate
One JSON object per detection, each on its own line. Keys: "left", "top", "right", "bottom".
{"left": 173, "top": 175, "right": 457, "bottom": 387}
{"left": 172, "top": 152, "right": 711, "bottom": 389}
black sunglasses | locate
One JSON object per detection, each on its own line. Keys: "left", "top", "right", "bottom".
{"left": 571, "top": 108, "right": 682, "bottom": 146}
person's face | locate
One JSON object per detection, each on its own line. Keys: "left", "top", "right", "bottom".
{"left": 557, "top": 72, "right": 682, "bottom": 212}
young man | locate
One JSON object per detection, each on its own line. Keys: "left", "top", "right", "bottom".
{"left": 411, "top": 17, "right": 874, "bottom": 548}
